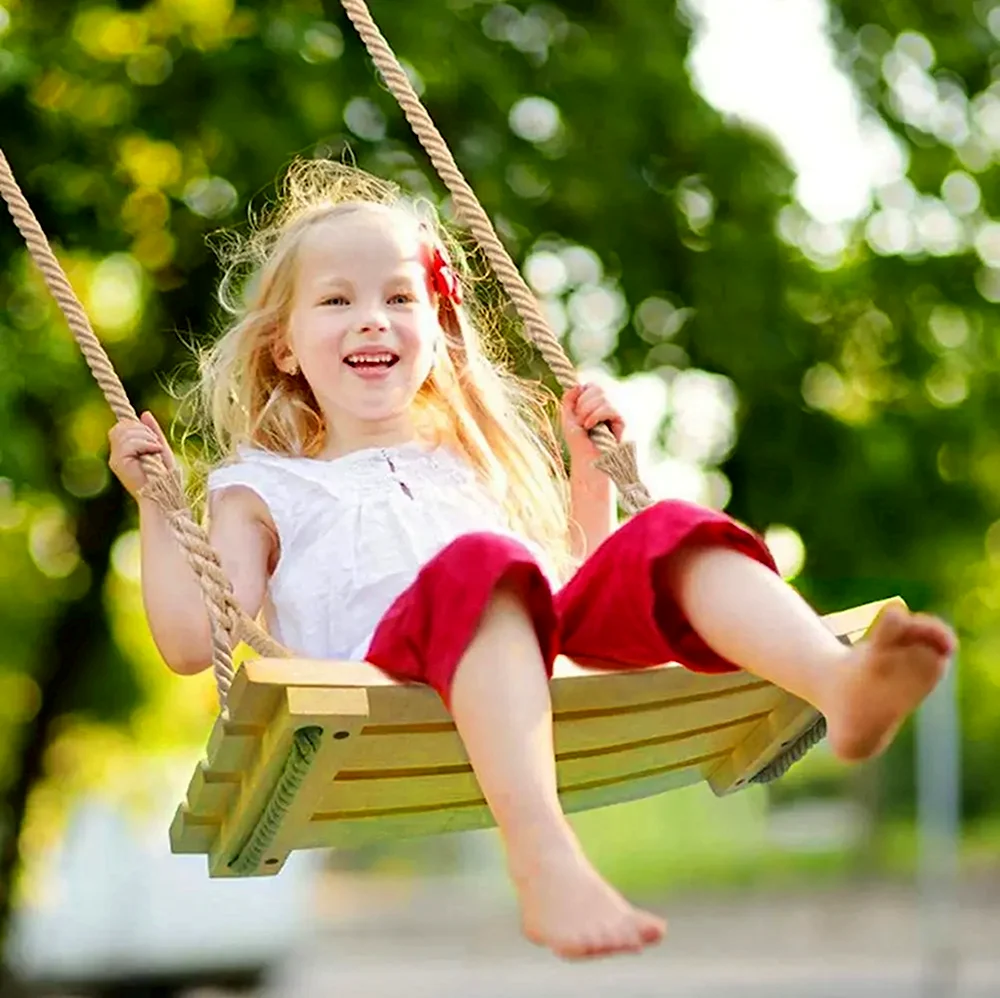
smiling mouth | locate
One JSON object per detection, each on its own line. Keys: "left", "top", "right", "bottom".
{"left": 343, "top": 352, "right": 400, "bottom": 369}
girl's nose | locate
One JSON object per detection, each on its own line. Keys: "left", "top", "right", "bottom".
{"left": 359, "top": 310, "right": 389, "bottom": 334}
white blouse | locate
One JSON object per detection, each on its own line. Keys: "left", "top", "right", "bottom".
{"left": 206, "top": 441, "right": 557, "bottom": 663}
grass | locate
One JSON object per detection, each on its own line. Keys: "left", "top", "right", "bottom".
{"left": 567, "top": 783, "right": 1000, "bottom": 899}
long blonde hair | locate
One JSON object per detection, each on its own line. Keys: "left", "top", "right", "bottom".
{"left": 176, "top": 160, "right": 577, "bottom": 580}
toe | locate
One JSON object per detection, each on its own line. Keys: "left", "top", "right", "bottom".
{"left": 639, "top": 914, "right": 667, "bottom": 944}
{"left": 910, "top": 614, "right": 956, "bottom": 656}
{"left": 556, "top": 935, "right": 591, "bottom": 961}
{"left": 873, "top": 604, "right": 909, "bottom": 642}
{"left": 593, "top": 920, "right": 643, "bottom": 958}
{"left": 613, "top": 928, "right": 644, "bottom": 956}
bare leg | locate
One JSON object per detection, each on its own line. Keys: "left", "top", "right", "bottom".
{"left": 660, "top": 546, "right": 956, "bottom": 761}
{"left": 449, "top": 578, "right": 666, "bottom": 960}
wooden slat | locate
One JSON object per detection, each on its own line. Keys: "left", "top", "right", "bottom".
{"left": 238, "top": 659, "right": 761, "bottom": 729}
{"left": 184, "top": 761, "right": 240, "bottom": 817}
{"left": 311, "top": 715, "right": 761, "bottom": 816}
{"left": 337, "top": 682, "right": 780, "bottom": 775}
{"left": 205, "top": 721, "right": 260, "bottom": 773}
{"left": 550, "top": 667, "right": 753, "bottom": 713}
{"left": 169, "top": 805, "right": 220, "bottom": 854}
{"left": 241, "top": 657, "right": 401, "bottom": 691}
{"left": 177, "top": 751, "right": 716, "bottom": 855}
{"left": 294, "top": 748, "right": 729, "bottom": 851}
{"left": 224, "top": 664, "right": 285, "bottom": 725}
{"left": 176, "top": 699, "right": 768, "bottom": 857}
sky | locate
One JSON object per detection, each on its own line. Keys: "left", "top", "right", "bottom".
{"left": 685, "top": 0, "right": 902, "bottom": 224}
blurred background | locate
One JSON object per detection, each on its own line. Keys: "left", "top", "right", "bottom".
{"left": 1, "top": 0, "right": 999, "bottom": 995}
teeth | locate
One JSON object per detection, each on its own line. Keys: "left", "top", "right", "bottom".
{"left": 346, "top": 353, "right": 395, "bottom": 365}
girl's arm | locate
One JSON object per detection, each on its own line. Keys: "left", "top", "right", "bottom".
{"left": 561, "top": 383, "right": 624, "bottom": 560}
{"left": 139, "top": 487, "right": 271, "bottom": 674}
{"left": 568, "top": 463, "right": 617, "bottom": 561}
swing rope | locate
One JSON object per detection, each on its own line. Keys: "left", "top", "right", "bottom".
{"left": 0, "top": 0, "right": 819, "bottom": 790}
{"left": 0, "top": 149, "right": 289, "bottom": 718}
{"left": 338, "top": 0, "right": 652, "bottom": 516}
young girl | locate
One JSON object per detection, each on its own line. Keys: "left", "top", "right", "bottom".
{"left": 109, "top": 161, "right": 955, "bottom": 961}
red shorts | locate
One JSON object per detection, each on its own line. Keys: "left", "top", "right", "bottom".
{"left": 365, "top": 500, "right": 778, "bottom": 707}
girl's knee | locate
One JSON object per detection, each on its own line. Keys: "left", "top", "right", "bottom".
{"left": 445, "top": 530, "right": 538, "bottom": 565}
{"left": 655, "top": 540, "right": 740, "bottom": 598}
{"left": 472, "top": 586, "right": 532, "bottom": 648}
{"left": 479, "top": 563, "right": 547, "bottom": 625}
{"left": 470, "top": 562, "right": 558, "bottom": 664}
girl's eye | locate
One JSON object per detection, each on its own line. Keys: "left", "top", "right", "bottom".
{"left": 389, "top": 293, "right": 415, "bottom": 305}
{"left": 322, "top": 295, "right": 349, "bottom": 306}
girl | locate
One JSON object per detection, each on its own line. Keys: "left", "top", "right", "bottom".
{"left": 109, "top": 161, "right": 955, "bottom": 961}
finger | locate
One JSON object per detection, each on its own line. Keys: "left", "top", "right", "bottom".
{"left": 142, "top": 412, "right": 167, "bottom": 441}
{"left": 562, "top": 385, "right": 582, "bottom": 408}
{"left": 126, "top": 426, "right": 160, "bottom": 447}
{"left": 576, "top": 384, "right": 606, "bottom": 409}
{"left": 592, "top": 407, "right": 624, "bottom": 435}
{"left": 560, "top": 400, "right": 584, "bottom": 430}
{"left": 111, "top": 419, "right": 141, "bottom": 441}
{"left": 582, "top": 413, "right": 613, "bottom": 433}
{"left": 127, "top": 442, "right": 161, "bottom": 462}
{"left": 126, "top": 438, "right": 163, "bottom": 462}
{"left": 576, "top": 395, "right": 610, "bottom": 425}
{"left": 583, "top": 407, "right": 624, "bottom": 437}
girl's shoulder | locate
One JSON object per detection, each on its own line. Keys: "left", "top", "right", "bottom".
{"left": 206, "top": 446, "right": 308, "bottom": 534}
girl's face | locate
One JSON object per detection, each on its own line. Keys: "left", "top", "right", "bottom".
{"left": 278, "top": 207, "right": 442, "bottom": 453}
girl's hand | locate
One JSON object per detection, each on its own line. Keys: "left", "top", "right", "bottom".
{"left": 559, "top": 383, "right": 625, "bottom": 465}
{"left": 108, "top": 411, "right": 178, "bottom": 501}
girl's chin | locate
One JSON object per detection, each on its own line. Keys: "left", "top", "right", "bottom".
{"left": 334, "top": 391, "right": 422, "bottom": 422}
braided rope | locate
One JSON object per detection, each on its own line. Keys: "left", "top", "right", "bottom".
{"left": 227, "top": 726, "right": 324, "bottom": 876}
{"left": 749, "top": 716, "right": 828, "bottom": 786}
{"left": 339, "top": 0, "right": 653, "bottom": 515}
{"left": 0, "top": 150, "right": 290, "bottom": 716}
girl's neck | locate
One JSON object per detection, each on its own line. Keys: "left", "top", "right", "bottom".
{"left": 316, "top": 414, "right": 422, "bottom": 461}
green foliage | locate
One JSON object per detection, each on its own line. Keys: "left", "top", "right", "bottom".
{"left": 1, "top": 0, "right": 999, "bottom": 926}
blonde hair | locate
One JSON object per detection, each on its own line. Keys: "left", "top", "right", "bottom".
{"left": 176, "top": 160, "right": 578, "bottom": 581}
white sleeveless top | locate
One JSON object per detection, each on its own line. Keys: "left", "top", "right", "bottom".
{"left": 207, "top": 441, "right": 558, "bottom": 663}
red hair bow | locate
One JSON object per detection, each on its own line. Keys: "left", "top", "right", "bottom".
{"left": 423, "top": 244, "right": 463, "bottom": 306}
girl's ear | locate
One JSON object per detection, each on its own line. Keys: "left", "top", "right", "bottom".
{"left": 270, "top": 333, "right": 297, "bottom": 374}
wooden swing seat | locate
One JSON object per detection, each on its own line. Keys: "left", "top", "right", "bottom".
{"left": 169, "top": 598, "right": 899, "bottom": 878}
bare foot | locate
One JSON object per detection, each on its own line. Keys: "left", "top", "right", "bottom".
{"left": 509, "top": 837, "right": 666, "bottom": 960}
{"left": 824, "top": 605, "right": 955, "bottom": 762}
